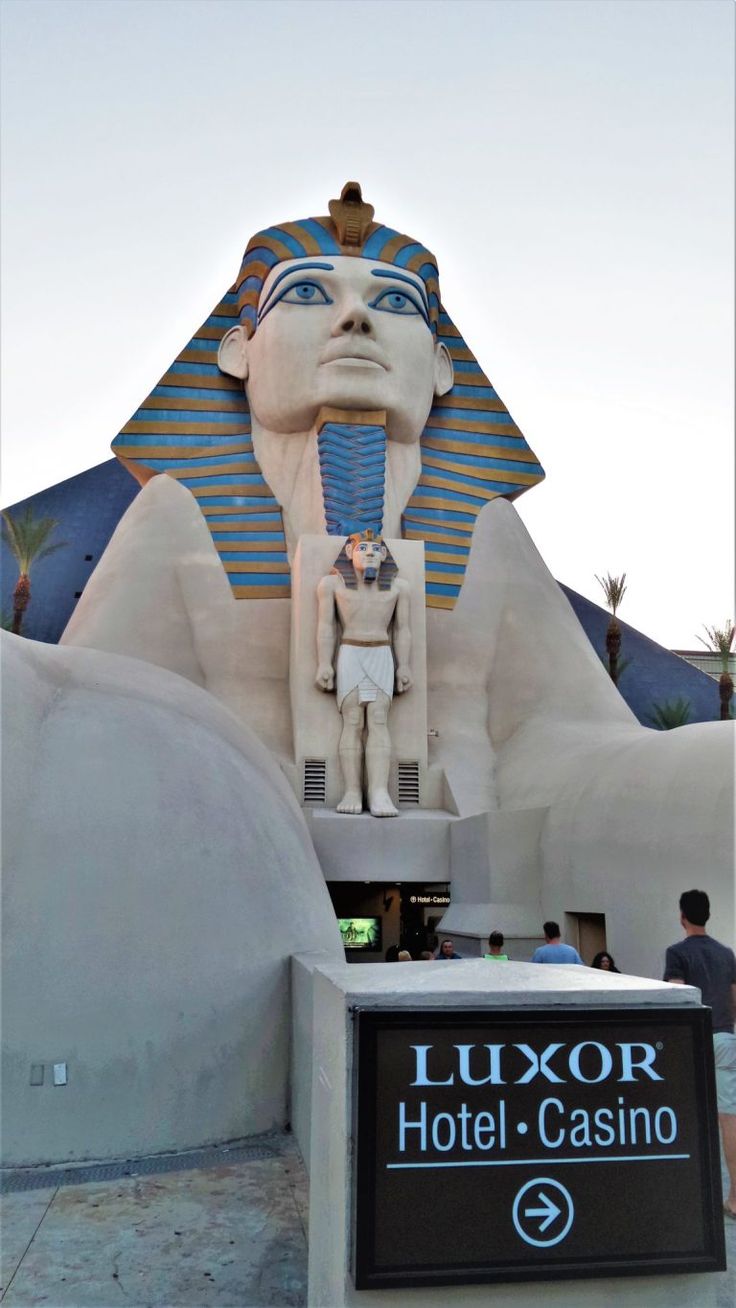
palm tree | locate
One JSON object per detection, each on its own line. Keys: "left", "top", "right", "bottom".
{"left": 697, "top": 621, "right": 735, "bottom": 721}
{"left": 647, "top": 698, "right": 692, "bottom": 730}
{"left": 595, "top": 572, "right": 627, "bottom": 686}
{"left": 1, "top": 507, "right": 67, "bottom": 636}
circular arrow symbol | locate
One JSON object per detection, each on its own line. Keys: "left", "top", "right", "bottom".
{"left": 512, "top": 1177, "right": 574, "bottom": 1248}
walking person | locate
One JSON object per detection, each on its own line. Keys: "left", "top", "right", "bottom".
{"left": 664, "top": 889, "right": 736, "bottom": 1220}
{"left": 484, "top": 931, "right": 509, "bottom": 961}
{"left": 531, "top": 921, "right": 584, "bottom": 965}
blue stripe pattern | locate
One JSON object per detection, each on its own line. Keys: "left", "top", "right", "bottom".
{"left": 318, "top": 421, "right": 386, "bottom": 536}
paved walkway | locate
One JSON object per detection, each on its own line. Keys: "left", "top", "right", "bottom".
{"left": 0, "top": 1134, "right": 307, "bottom": 1307}
{"left": 1, "top": 1133, "right": 734, "bottom": 1307}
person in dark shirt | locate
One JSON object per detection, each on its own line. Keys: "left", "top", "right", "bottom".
{"left": 436, "top": 939, "right": 462, "bottom": 959}
{"left": 591, "top": 951, "right": 620, "bottom": 973}
{"left": 664, "top": 888, "right": 736, "bottom": 1220}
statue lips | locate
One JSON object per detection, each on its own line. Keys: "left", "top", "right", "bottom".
{"left": 320, "top": 343, "right": 389, "bottom": 371}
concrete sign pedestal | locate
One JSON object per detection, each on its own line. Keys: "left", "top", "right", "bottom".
{"left": 292, "top": 958, "right": 724, "bottom": 1307}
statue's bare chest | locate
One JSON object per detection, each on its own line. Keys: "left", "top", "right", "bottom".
{"left": 334, "top": 586, "right": 397, "bottom": 638}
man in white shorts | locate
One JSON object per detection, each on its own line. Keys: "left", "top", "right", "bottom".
{"left": 316, "top": 530, "right": 411, "bottom": 817}
{"left": 664, "top": 888, "right": 736, "bottom": 1219}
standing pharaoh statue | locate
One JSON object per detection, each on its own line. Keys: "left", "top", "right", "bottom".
{"left": 316, "top": 531, "right": 411, "bottom": 816}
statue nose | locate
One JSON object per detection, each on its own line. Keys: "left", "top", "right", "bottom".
{"left": 332, "top": 297, "right": 374, "bottom": 337}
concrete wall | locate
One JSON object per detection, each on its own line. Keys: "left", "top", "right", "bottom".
{"left": 290, "top": 952, "right": 334, "bottom": 1172}
{"left": 473, "top": 499, "right": 735, "bottom": 975}
{"left": 1, "top": 633, "right": 343, "bottom": 1166}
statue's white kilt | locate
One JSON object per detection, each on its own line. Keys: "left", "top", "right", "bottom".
{"left": 336, "top": 644, "right": 394, "bottom": 709}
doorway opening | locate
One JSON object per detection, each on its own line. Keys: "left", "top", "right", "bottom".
{"left": 566, "top": 912, "right": 607, "bottom": 965}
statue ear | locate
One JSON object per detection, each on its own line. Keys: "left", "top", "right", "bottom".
{"left": 218, "top": 325, "right": 249, "bottom": 381}
{"left": 433, "top": 341, "right": 454, "bottom": 397}
{"left": 345, "top": 540, "right": 354, "bottom": 559}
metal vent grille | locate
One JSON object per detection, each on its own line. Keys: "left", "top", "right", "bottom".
{"left": 0, "top": 1132, "right": 285, "bottom": 1193}
{"left": 397, "top": 761, "right": 420, "bottom": 805}
{"left": 303, "top": 759, "right": 327, "bottom": 805}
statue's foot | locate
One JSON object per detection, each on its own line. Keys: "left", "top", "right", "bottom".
{"left": 337, "top": 790, "right": 363, "bottom": 814}
{"left": 369, "top": 788, "right": 398, "bottom": 818}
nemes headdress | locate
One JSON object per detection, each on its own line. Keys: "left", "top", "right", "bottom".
{"left": 331, "top": 529, "right": 398, "bottom": 593}
{"left": 112, "top": 182, "right": 544, "bottom": 609}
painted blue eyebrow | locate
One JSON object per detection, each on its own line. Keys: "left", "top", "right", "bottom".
{"left": 257, "top": 261, "right": 335, "bottom": 319}
{"left": 370, "top": 268, "right": 430, "bottom": 314}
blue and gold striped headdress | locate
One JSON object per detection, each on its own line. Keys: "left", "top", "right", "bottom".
{"left": 112, "top": 182, "right": 544, "bottom": 609}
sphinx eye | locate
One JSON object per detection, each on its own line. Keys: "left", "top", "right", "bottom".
{"left": 369, "top": 287, "right": 427, "bottom": 322}
{"left": 277, "top": 280, "right": 333, "bottom": 306}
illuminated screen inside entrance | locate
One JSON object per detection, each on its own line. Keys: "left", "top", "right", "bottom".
{"left": 338, "top": 917, "right": 382, "bottom": 951}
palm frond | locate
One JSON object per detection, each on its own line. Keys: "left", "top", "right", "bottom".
{"left": 35, "top": 541, "right": 68, "bottom": 562}
{"left": 696, "top": 621, "right": 735, "bottom": 671}
{"left": 595, "top": 572, "right": 627, "bottom": 615}
{"left": 647, "top": 698, "right": 692, "bottom": 730}
{"left": 1, "top": 508, "right": 66, "bottom": 573}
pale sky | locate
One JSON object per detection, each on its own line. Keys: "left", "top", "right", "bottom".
{"left": 1, "top": 0, "right": 733, "bottom": 648}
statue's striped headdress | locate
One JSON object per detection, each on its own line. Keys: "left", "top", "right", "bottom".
{"left": 330, "top": 530, "right": 398, "bottom": 593}
{"left": 112, "top": 183, "right": 544, "bottom": 609}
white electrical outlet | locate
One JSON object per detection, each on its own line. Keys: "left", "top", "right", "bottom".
{"left": 53, "top": 1062, "right": 68, "bottom": 1086}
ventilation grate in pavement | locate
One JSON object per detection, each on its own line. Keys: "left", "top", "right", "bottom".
{"left": 0, "top": 1134, "right": 285, "bottom": 1193}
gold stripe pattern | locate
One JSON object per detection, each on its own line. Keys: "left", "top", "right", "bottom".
{"left": 232, "top": 585, "right": 291, "bottom": 599}
{"left": 421, "top": 436, "right": 538, "bottom": 463}
{"left": 426, "top": 416, "right": 523, "bottom": 438}
{"left": 140, "top": 395, "right": 246, "bottom": 413}
{"left": 217, "top": 560, "right": 288, "bottom": 574}
{"left": 189, "top": 482, "right": 273, "bottom": 499}
{"left": 113, "top": 442, "right": 253, "bottom": 460}
{"left": 121, "top": 421, "right": 250, "bottom": 437}
{"left": 214, "top": 540, "right": 285, "bottom": 553}
{"left": 420, "top": 456, "right": 541, "bottom": 487}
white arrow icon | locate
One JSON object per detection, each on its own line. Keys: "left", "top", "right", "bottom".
{"left": 524, "top": 1190, "right": 561, "bottom": 1232}
{"left": 513, "top": 1178, "right": 574, "bottom": 1248}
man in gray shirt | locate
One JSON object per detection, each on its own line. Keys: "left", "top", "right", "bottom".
{"left": 664, "top": 888, "right": 736, "bottom": 1220}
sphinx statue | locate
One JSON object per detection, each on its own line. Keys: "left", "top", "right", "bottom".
{"left": 3, "top": 181, "right": 731, "bottom": 1165}
{"left": 59, "top": 180, "right": 732, "bottom": 947}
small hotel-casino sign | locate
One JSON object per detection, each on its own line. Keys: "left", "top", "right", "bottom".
{"left": 352, "top": 1008, "right": 725, "bottom": 1289}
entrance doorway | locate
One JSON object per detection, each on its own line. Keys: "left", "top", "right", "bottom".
{"left": 325, "top": 882, "right": 450, "bottom": 961}
{"left": 400, "top": 885, "right": 450, "bottom": 957}
{"left": 566, "top": 912, "right": 607, "bottom": 965}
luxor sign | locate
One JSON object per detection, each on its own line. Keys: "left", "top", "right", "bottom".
{"left": 352, "top": 1007, "right": 725, "bottom": 1289}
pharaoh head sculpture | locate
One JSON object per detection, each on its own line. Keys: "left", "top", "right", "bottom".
{"left": 112, "top": 182, "right": 544, "bottom": 608}
{"left": 331, "top": 529, "right": 397, "bottom": 592}
{"left": 216, "top": 183, "right": 453, "bottom": 447}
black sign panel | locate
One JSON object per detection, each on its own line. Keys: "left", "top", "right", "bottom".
{"left": 353, "top": 1007, "right": 725, "bottom": 1289}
